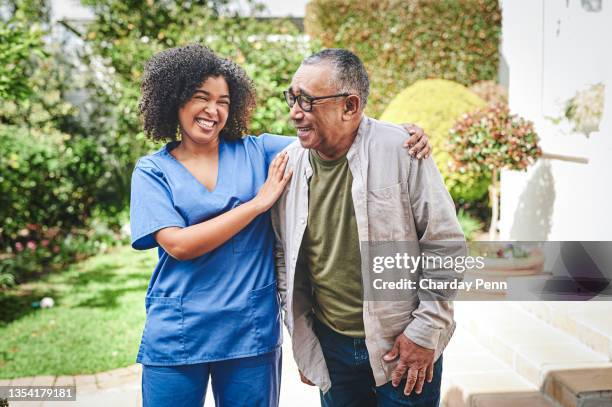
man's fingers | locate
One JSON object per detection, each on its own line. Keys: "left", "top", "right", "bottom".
{"left": 426, "top": 361, "right": 434, "bottom": 383}
{"left": 403, "top": 367, "right": 418, "bottom": 395}
{"left": 410, "top": 136, "right": 428, "bottom": 158}
{"left": 391, "top": 361, "right": 407, "bottom": 387}
{"left": 299, "top": 371, "right": 315, "bottom": 386}
{"left": 404, "top": 129, "right": 421, "bottom": 148}
{"left": 414, "top": 368, "right": 427, "bottom": 394}
{"left": 383, "top": 340, "right": 400, "bottom": 362}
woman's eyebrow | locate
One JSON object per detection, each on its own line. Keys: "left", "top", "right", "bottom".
{"left": 193, "top": 90, "right": 230, "bottom": 99}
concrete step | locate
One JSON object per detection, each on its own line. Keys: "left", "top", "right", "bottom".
{"left": 543, "top": 367, "right": 612, "bottom": 407}
{"left": 519, "top": 302, "right": 612, "bottom": 360}
{"left": 441, "top": 326, "right": 548, "bottom": 407}
{"left": 454, "top": 303, "right": 612, "bottom": 390}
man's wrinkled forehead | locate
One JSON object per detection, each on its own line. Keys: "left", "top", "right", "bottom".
{"left": 290, "top": 63, "right": 335, "bottom": 95}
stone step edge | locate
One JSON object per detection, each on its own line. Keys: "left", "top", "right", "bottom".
{"left": 444, "top": 390, "right": 557, "bottom": 407}
{"left": 460, "top": 307, "right": 610, "bottom": 388}
{"left": 519, "top": 303, "right": 612, "bottom": 360}
{"left": 543, "top": 367, "right": 612, "bottom": 407}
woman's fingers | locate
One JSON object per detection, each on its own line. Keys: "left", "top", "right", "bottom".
{"left": 269, "top": 153, "right": 281, "bottom": 172}
{"left": 271, "top": 152, "right": 289, "bottom": 181}
{"left": 281, "top": 169, "right": 293, "bottom": 186}
{"left": 276, "top": 153, "right": 289, "bottom": 178}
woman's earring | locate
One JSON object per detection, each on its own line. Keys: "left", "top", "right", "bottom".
{"left": 175, "top": 125, "right": 181, "bottom": 140}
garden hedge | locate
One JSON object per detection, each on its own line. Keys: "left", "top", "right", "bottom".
{"left": 305, "top": 0, "right": 502, "bottom": 117}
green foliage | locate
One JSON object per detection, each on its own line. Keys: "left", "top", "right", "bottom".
{"left": 305, "top": 0, "right": 501, "bottom": 117}
{"left": 380, "top": 79, "right": 490, "bottom": 203}
{"left": 449, "top": 103, "right": 541, "bottom": 173}
{"left": 0, "top": 0, "right": 52, "bottom": 100}
{"left": 0, "top": 22, "right": 45, "bottom": 100}
{"left": 0, "top": 125, "right": 127, "bottom": 286}
{"left": 457, "top": 209, "right": 483, "bottom": 241}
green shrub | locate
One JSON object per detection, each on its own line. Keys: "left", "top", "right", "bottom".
{"left": 380, "top": 79, "right": 490, "bottom": 202}
{"left": 305, "top": 0, "right": 501, "bottom": 117}
{"left": 0, "top": 19, "right": 45, "bottom": 101}
{"left": 457, "top": 209, "right": 483, "bottom": 241}
{"left": 0, "top": 125, "right": 126, "bottom": 286}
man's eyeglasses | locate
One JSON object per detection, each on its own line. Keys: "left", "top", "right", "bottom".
{"left": 283, "top": 90, "right": 351, "bottom": 112}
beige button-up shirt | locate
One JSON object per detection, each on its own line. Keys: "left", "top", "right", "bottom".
{"left": 271, "top": 116, "right": 466, "bottom": 392}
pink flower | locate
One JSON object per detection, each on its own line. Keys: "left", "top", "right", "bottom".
{"left": 52, "top": 246, "right": 60, "bottom": 253}
{"left": 15, "top": 242, "right": 24, "bottom": 252}
{"left": 27, "top": 241, "right": 37, "bottom": 250}
{"left": 41, "top": 239, "right": 50, "bottom": 247}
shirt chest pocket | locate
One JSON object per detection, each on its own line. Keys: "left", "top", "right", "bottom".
{"left": 367, "top": 182, "right": 414, "bottom": 241}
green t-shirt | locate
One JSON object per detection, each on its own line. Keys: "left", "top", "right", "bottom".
{"left": 297, "top": 149, "right": 365, "bottom": 338}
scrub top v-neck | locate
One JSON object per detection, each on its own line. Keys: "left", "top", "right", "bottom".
{"left": 130, "top": 134, "right": 295, "bottom": 365}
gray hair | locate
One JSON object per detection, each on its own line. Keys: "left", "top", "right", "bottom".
{"left": 301, "top": 48, "right": 370, "bottom": 109}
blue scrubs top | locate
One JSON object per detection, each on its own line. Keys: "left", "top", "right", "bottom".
{"left": 129, "top": 134, "right": 295, "bottom": 366}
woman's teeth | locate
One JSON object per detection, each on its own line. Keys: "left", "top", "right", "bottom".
{"left": 195, "top": 118, "right": 215, "bottom": 129}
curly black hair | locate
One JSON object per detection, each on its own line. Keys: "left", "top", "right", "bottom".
{"left": 139, "top": 44, "right": 256, "bottom": 142}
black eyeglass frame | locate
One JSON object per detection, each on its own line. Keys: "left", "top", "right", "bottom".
{"left": 283, "top": 90, "right": 352, "bottom": 112}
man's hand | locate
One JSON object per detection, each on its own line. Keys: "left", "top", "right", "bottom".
{"left": 299, "top": 370, "right": 315, "bottom": 386}
{"left": 383, "top": 333, "right": 435, "bottom": 396}
{"left": 401, "top": 123, "right": 431, "bottom": 159}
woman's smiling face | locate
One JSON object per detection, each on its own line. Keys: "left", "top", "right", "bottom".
{"left": 178, "top": 75, "right": 230, "bottom": 146}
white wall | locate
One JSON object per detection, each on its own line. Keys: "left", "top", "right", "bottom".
{"left": 499, "top": 0, "right": 612, "bottom": 241}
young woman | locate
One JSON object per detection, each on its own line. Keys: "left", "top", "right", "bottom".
{"left": 130, "top": 44, "right": 431, "bottom": 407}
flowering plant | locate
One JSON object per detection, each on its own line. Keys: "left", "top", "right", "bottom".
{"left": 450, "top": 104, "right": 541, "bottom": 238}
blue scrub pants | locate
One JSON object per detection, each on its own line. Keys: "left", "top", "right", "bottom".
{"left": 142, "top": 348, "right": 281, "bottom": 407}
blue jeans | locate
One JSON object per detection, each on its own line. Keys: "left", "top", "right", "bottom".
{"left": 141, "top": 348, "right": 281, "bottom": 407}
{"left": 314, "top": 318, "right": 442, "bottom": 407}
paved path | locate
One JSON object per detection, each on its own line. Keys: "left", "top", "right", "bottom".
{"left": 2, "top": 328, "right": 320, "bottom": 407}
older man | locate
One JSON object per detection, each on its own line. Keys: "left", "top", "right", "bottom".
{"left": 272, "top": 49, "right": 465, "bottom": 407}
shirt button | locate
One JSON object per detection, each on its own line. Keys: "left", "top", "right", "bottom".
{"left": 300, "top": 219, "right": 305, "bottom": 224}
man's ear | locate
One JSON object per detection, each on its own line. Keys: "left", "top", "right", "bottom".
{"left": 343, "top": 95, "right": 361, "bottom": 119}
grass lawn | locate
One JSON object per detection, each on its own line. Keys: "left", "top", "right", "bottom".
{"left": 0, "top": 245, "right": 156, "bottom": 379}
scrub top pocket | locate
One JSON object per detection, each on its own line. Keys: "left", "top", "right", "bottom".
{"left": 248, "top": 282, "right": 282, "bottom": 351}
